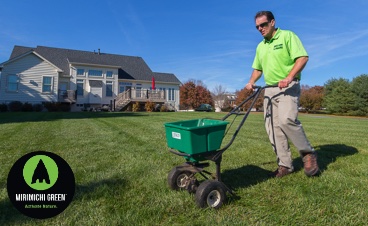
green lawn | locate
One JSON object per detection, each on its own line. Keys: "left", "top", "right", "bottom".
{"left": 0, "top": 112, "right": 367, "bottom": 225}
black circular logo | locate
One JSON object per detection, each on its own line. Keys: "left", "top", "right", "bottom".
{"left": 7, "top": 151, "right": 75, "bottom": 219}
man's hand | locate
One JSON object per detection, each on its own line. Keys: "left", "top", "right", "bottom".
{"left": 278, "top": 77, "right": 293, "bottom": 89}
{"left": 245, "top": 82, "right": 255, "bottom": 90}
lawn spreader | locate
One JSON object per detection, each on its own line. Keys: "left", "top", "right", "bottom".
{"left": 165, "top": 86, "right": 272, "bottom": 209}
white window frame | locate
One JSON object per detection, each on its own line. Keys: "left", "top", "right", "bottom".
{"left": 76, "top": 79, "right": 84, "bottom": 96}
{"left": 88, "top": 69, "right": 103, "bottom": 77}
{"left": 168, "top": 88, "right": 175, "bottom": 101}
{"left": 106, "top": 71, "right": 113, "bottom": 78}
{"left": 42, "top": 76, "right": 53, "bottom": 93}
{"left": 106, "top": 81, "right": 113, "bottom": 97}
{"left": 77, "top": 69, "right": 85, "bottom": 77}
{"left": 6, "top": 74, "right": 19, "bottom": 92}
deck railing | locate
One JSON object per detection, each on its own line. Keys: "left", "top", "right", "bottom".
{"left": 114, "top": 89, "right": 166, "bottom": 111}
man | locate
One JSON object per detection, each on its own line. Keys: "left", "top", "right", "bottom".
{"left": 245, "top": 11, "right": 319, "bottom": 177}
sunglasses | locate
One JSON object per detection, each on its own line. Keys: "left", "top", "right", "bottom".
{"left": 256, "top": 21, "right": 270, "bottom": 30}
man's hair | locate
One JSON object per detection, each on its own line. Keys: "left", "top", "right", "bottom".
{"left": 255, "top": 11, "right": 275, "bottom": 21}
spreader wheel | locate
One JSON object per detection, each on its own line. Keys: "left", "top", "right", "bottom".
{"left": 195, "top": 180, "right": 227, "bottom": 209}
{"left": 167, "top": 167, "right": 194, "bottom": 191}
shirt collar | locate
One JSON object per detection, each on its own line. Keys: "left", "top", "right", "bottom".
{"left": 263, "top": 28, "right": 281, "bottom": 43}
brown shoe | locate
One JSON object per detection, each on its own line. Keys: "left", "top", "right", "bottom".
{"left": 303, "top": 153, "right": 319, "bottom": 176}
{"left": 269, "top": 166, "right": 293, "bottom": 178}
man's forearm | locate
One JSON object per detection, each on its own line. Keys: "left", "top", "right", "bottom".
{"left": 286, "top": 56, "right": 308, "bottom": 81}
{"left": 248, "top": 69, "right": 263, "bottom": 84}
{"left": 246, "top": 69, "right": 263, "bottom": 90}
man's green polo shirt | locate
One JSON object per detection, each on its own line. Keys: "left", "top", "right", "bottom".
{"left": 252, "top": 28, "right": 308, "bottom": 85}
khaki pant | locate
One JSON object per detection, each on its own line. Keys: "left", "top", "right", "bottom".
{"left": 263, "top": 81, "right": 314, "bottom": 170}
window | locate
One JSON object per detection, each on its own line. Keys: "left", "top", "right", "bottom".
{"left": 7, "top": 75, "right": 19, "bottom": 92}
{"left": 77, "top": 79, "right": 84, "bottom": 96}
{"left": 106, "top": 71, "right": 113, "bottom": 78}
{"left": 119, "top": 82, "right": 132, "bottom": 93}
{"left": 77, "top": 69, "right": 85, "bottom": 76}
{"left": 168, "top": 88, "right": 175, "bottom": 101}
{"left": 106, "top": 81, "right": 113, "bottom": 97}
{"left": 88, "top": 69, "right": 103, "bottom": 77}
{"left": 42, "top": 76, "right": 53, "bottom": 93}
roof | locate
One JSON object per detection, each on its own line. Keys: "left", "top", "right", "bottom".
{"left": 153, "top": 72, "right": 182, "bottom": 84}
{"left": 6, "top": 45, "right": 181, "bottom": 84}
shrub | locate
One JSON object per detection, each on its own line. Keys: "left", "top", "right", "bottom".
{"left": 59, "top": 104, "right": 71, "bottom": 112}
{"left": 8, "top": 101, "right": 23, "bottom": 112}
{"left": 160, "top": 104, "right": 175, "bottom": 112}
{"left": 33, "top": 104, "right": 43, "bottom": 112}
{"left": 160, "top": 104, "right": 168, "bottom": 112}
{"left": 21, "top": 102, "right": 33, "bottom": 112}
{"left": 43, "top": 102, "right": 71, "bottom": 112}
{"left": 145, "top": 101, "right": 155, "bottom": 112}
{"left": 44, "top": 102, "right": 57, "bottom": 112}
{"left": 221, "top": 106, "right": 234, "bottom": 112}
{"left": 0, "top": 103, "right": 8, "bottom": 112}
{"left": 132, "top": 102, "right": 140, "bottom": 112}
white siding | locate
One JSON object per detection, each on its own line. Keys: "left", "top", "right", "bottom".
{"left": 70, "top": 65, "right": 118, "bottom": 106}
{"left": 0, "top": 54, "right": 59, "bottom": 104}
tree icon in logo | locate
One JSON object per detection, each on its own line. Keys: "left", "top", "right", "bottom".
{"left": 23, "top": 155, "right": 58, "bottom": 190}
{"left": 31, "top": 159, "right": 50, "bottom": 184}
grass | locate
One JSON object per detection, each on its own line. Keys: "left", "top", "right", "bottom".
{"left": 0, "top": 111, "right": 367, "bottom": 225}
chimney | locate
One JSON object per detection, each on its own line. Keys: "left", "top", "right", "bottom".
{"left": 98, "top": 48, "right": 100, "bottom": 55}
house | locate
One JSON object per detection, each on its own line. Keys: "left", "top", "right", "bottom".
{"left": 0, "top": 45, "right": 181, "bottom": 111}
{"left": 213, "top": 93, "right": 237, "bottom": 112}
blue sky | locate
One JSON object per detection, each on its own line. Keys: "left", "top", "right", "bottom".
{"left": 1, "top": 0, "right": 367, "bottom": 92}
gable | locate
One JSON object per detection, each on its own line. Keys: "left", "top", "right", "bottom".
{"left": 0, "top": 53, "right": 59, "bottom": 103}
{"left": 2, "top": 54, "right": 61, "bottom": 75}
{"left": 1, "top": 50, "right": 63, "bottom": 73}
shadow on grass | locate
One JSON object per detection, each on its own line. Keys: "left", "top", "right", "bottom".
{"left": 0, "top": 176, "right": 127, "bottom": 225}
{"left": 221, "top": 144, "right": 358, "bottom": 203}
{"left": 222, "top": 165, "right": 271, "bottom": 190}
{"left": 0, "top": 111, "right": 153, "bottom": 124}
{"left": 221, "top": 165, "right": 271, "bottom": 203}
{"left": 222, "top": 144, "right": 359, "bottom": 188}
{"left": 293, "top": 144, "right": 359, "bottom": 174}
{"left": 0, "top": 198, "right": 30, "bottom": 224}
{"left": 73, "top": 177, "right": 127, "bottom": 201}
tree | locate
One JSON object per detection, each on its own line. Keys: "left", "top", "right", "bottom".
{"left": 299, "top": 85, "right": 324, "bottom": 113}
{"left": 351, "top": 74, "right": 368, "bottom": 116}
{"left": 235, "top": 87, "right": 264, "bottom": 111}
{"left": 212, "top": 85, "right": 229, "bottom": 111}
{"left": 180, "top": 80, "right": 213, "bottom": 110}
{"left": 323, "top": 78, "right": 355, "bottom": 114}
